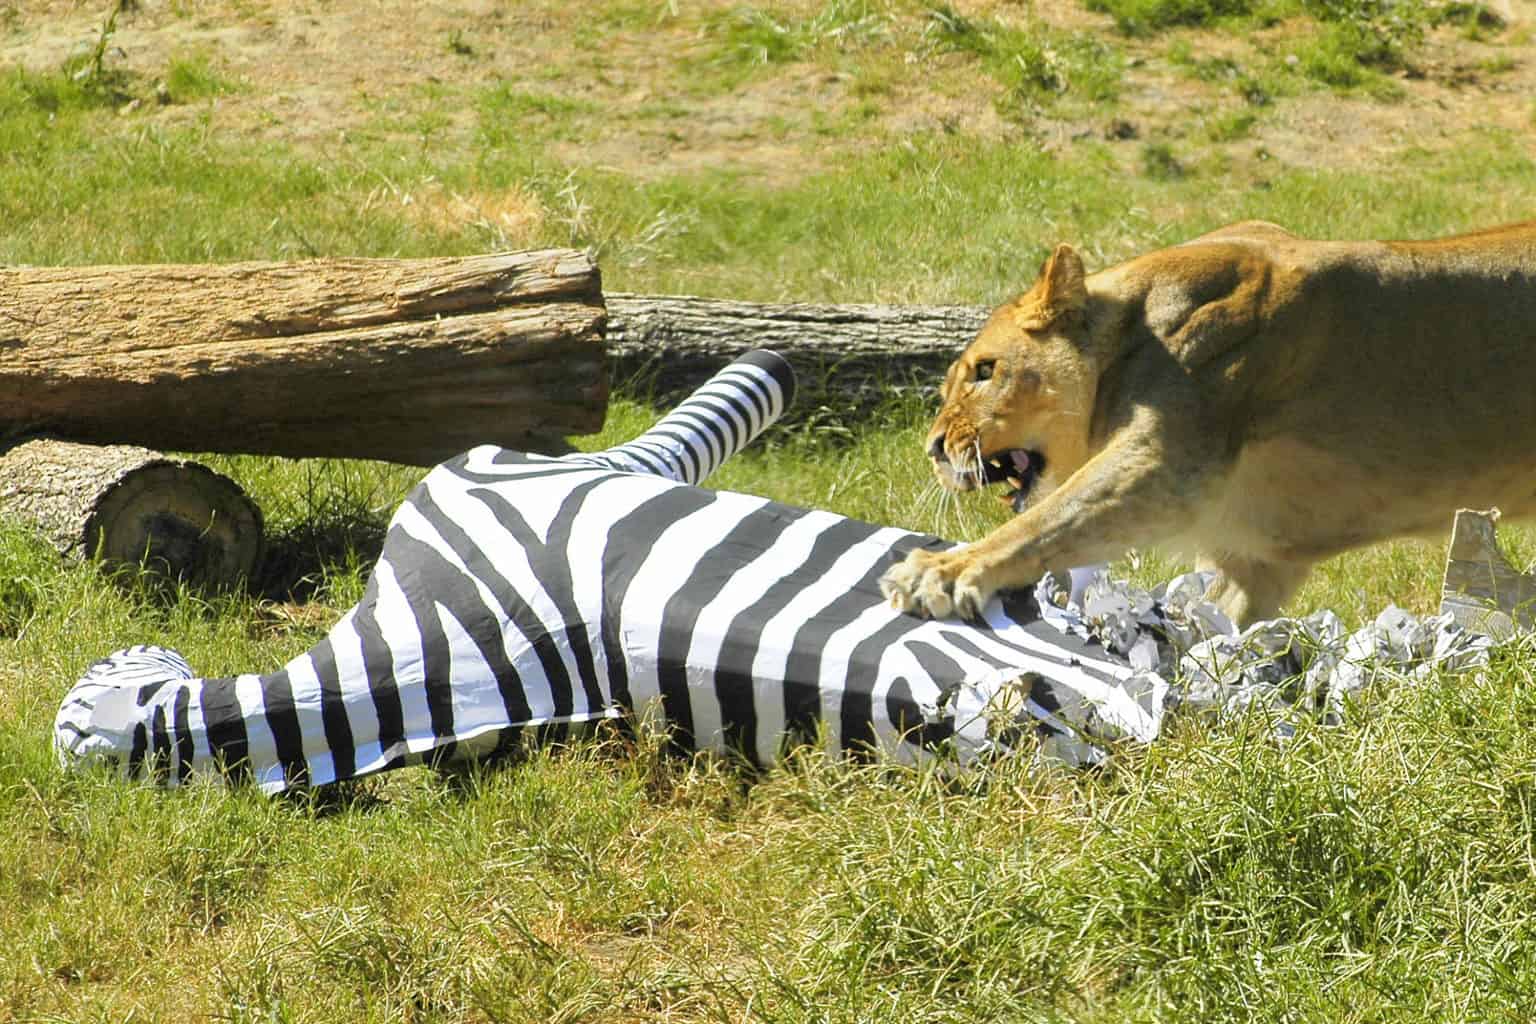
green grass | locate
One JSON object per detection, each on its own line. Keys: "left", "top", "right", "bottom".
{"left": 161, "top": 50, "right": 240, "bottom": 103}
{"left": 1087, "top": 0, "right": 1264, "bottom": 35}
{"left": 704, "top": 0, "right": 895, "bottom": 67}
{"left": 1095, "top": 0, "right": 1466, "bottom": 95}
{"left": 7, "top": 5, "right": 1536, "bottom": 1019}
{"left": 926, "top": 3, "right": 1124, "bottom": 105}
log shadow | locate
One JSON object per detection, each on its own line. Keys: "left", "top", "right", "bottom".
{"left": 252, "top": 506, "right": 389, "bottom": 603}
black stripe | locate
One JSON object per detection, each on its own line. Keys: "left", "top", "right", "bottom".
{"left": 705, "top": 378, "right": 766, "bottom": 436}
{"left": 733, "top": 350, "right": 796, "bottom": 398}
{"left": 260, "top": 669, "right": 309, "bottom": 787}
{"left": 735, "top": 350, "right": 797, "bottom": 406}
{"left": 982, "top": 623, "right": 1129, "bottom": 684}
{"left": 200, "top": 677, "right": 251, "bottom": 783}
{"left": 714, "top": 369, "right": 774, "bottom": 424}
{"left": 896, "top": 642, "right": 967, "bottom": 748}
{"left": 351, "top": 570, "right": 410, "bottom": 772}
{"left": 448, "top": 485, "right": 597, "bottom": 719}
{"left": 1028, "top": 673, "right": 1064, "bottom": 716}
{"left": 908, "top": 639, "right": 967, "bottom": 687}
{"left": 442, "top": 460, "right": 610, "bottom": 487}
{"left": 669, "top": 408, "right": 730, "bottom": 471}
{"left": 377, "top": 529, "right": 476, "bottom": 758}
{"left": 135, "top": 678, "right": 168, "bottom": 704}
{"left": 173, "top": 684, "right": 195, "bottom": 784}
{"left": 941, "top": 620, "right": 1124, "bottom": 687}
{"left": 836, "top": 540, "right": 954, "bottom": 757}
{"left": 599, "top": 486, "right": 720, "bottom": 713}
{"left": 935, "top": 630, "right": 1018, "bottom": 671}
{"left": 623, "top": 440, "right": 683, "bottom": 477}
{"left": 838, "top": 613, "right": 924, "bottom": 757}
{"left": 645, "top": 427, "right": 704, "bottom": 483}
{"left": 308, "top": 636, "right": 357, "bottom": 781}
{"left": 127, "top": 721, "right": 148, "bottom": 778}
{"left": 652, "top": 500, "right": 797, "bottom": 752}
{"left": 885, "top": 674, "right": 955, "bottom": 749}
{"left": 706, "top": 505, "right": 824, "bottom": 763}
{"left": 693, "top": 387, "right": 759, "bottom": 449}
{"left": 609, "top": 443, "right": 671, "bottom": 477}
{"left": 997, "top": 589, "right": 1129, "bottom": 678}
{"left": 531, "top": 482, "right": 612, "bottom": 716}
{"left": 932, "top": 633, "right": 1109, "bottom": 742}
{"left": 777, "top": 519, "right": 895, "bottom": 748}
{"left": 150, "top": 703, "right": 172, "bottom": 784}
{"left": 690, "top": 391, "right": 753, "bottom": 445}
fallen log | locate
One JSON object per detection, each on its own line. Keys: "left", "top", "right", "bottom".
{"left": 1440, "top": 508, "right": 1536, "bottom": 638}
{"left": 606, "top": 293, "right": 987, "bottom": 401}
{"left": 0, "top": 438, "right": 262, "bottom": 592}
{"left": 0, "top": 250, "right": 606, "bottom": 465}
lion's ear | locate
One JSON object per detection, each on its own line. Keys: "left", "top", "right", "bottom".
{"left": 1017, "top": 244, "right": 1087, "bottom": 329}
{"left": 1040, "top": 244, "right": 1087, "bottom": 311}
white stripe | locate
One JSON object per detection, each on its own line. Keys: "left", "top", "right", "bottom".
{"left": 814, "top": 600, "right": 912, "bottom": 755}
{"left": 369, "top": 558, "right": 434, "bottom": 757}
{"left": 619, "top": 491, "right": 773, "bottom": 719}
{"left": 749, "top": 525, "right": 910, "bottom": 764}
{"left": 683, "top": 508, "right": 847, "bottom": 753}
{"left": 566, "top": 474, "right": 675, "bottom": 710}
{"left": 233, "top": 673, "right": 286, "bottom": 794}
{"left": 326, "top": 608, "right": 388, "bottom": 780}
{"left": 282, "top": 652, "right": 337, "bottom": 787}
{"left": 432, "top": 598, "right": 537, "bottom": 740}
{"left": 402, "top": 485, "right": 575, "bottom": 720}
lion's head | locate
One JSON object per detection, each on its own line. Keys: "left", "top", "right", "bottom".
{"left": 927, "top": 244, "right": 1100, "bottom": 513}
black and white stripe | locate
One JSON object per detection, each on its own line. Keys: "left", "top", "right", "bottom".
{"left": 55, "top": 350, "right": 1160, "bottom": 792}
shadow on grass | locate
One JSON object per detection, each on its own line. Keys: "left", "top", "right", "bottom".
{"left": 251, "top": 508, "right": 389, "bottom": 604}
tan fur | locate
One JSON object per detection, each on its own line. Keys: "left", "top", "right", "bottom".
{"left": 880, "top": 220, "right": 1536, "bottom": 625}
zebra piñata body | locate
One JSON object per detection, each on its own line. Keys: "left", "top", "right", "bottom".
{"left": 55, "top": 351, "right": 1162, "bottom": 793}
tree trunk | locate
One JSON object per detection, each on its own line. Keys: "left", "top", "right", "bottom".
{"left": 0, "top": 250, "right": 606, "bottom": 465}
{"left": 605, "top": 293, "right": 987, "bottom": 403}
{"left": 0, "top": 438, "right": 263, "bottom": 592}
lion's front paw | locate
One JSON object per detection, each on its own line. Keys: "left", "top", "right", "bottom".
{"left": 879, "top": 549, "right": 992, "bottom": 621}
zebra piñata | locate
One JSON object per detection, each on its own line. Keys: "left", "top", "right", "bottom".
{"left": 55, "top": 351, "right": 1163, "bottom": 793}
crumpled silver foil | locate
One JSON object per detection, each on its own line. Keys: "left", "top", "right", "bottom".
{"left": 1029, "top": 569, "right": 1496, "bottom": 751}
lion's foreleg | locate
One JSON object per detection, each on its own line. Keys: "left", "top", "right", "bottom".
{"left": 882, "top": 431, "right": 1214, "bottom": 619}
{"left": 1196, "top": 552, "right": 1312, "bottom": 626}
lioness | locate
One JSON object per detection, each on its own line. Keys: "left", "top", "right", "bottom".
{"left": 880, "top": 219, "right": 1536, "bottom": 626}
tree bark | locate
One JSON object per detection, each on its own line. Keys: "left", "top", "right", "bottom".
{"left": 0, "top": 250, "right": 606, "bottom": 465}
{"left": 0, "top": 438, "right": 263, "bottom": 592}
{"left": 605, "top": 293, "right": 987, "bottom": 402}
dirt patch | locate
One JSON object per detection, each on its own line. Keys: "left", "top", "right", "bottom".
{"left": 3, "top": 0, "right": 1535, "bottom": 193}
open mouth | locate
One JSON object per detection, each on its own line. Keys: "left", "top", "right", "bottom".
{"left": 976, "top": 449, "right": 1046, "bottom": 513}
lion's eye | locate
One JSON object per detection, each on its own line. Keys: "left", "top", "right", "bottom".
{"left": 974, "top": 360, "right": 997, "bottom": 383}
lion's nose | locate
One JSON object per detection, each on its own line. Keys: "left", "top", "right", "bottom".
{"left": 927, "top": 436, "right": 948, "bottom": 463}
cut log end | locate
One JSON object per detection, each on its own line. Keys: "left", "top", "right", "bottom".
{"left": 87, "top": 460, "right": 263, "bottom": 592}
{"left": 0, "top": 438, "right": 263, "bottom": 592}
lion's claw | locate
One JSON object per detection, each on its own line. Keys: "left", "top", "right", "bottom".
{"left": 879, "top": 549, "right": 992, "bottom": 621}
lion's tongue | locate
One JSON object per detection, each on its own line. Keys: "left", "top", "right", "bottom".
{"left": 1007, "top": 451, "right": 1034, "bottom": 514}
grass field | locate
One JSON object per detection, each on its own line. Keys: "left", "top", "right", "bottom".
{"left": 6, "top": 0, "right": 1536, "bottom": 1019}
